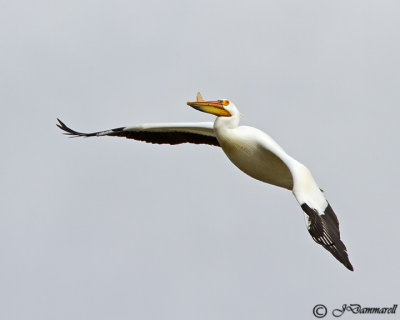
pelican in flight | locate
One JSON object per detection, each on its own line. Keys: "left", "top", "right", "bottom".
{"left": 57, "top": 92, "right": 353, "bottom": 271}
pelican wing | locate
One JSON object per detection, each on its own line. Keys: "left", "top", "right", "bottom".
{"left": 291, "top": 165, "right": 353, "bottom": 271}
{"left": 57, "top": 119, "right": 220, "bottom": 146}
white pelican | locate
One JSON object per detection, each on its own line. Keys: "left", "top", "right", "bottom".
{"left": 57, "top": 92, "right": 353, "bottom": 271}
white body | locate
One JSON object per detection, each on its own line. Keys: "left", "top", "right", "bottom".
{"left": 214, "top": 108, "right": 327, "bottom": 214}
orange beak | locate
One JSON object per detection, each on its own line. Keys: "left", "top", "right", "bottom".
{"left": 186, "top": 100, "right": 231, "bottom": 117}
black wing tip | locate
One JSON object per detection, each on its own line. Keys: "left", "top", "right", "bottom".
{"left": 56, "top": 118, "right": 95, "bottom": 137}
{"left": 346, "top": 262, "right": 354, "bottom": 271}
{"left": 324, "top": 241, "right": 354, "bottom": 271}
{"left": 337, "top": 252, "right": 353, "bottom": 271}
{"left": 301, "top": 202, "right": 354, "bottom": 271}
{"left": 338, "top": 244, "right": 354, "bottom": 271}
{"left": 56, "top": 118, "right": 79, "bottom": 136}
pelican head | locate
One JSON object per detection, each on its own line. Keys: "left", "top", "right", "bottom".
{"left": 186, "top": 92, "right": 239, "bottom": 118}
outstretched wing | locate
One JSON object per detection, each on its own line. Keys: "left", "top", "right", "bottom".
{"left": 291, "top": 164, "right": 353, "bottom": 271}
{"left": 57, "top": 119, "right": 220, "bottom": 146}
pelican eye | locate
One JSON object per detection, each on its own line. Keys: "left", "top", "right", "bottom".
{"left": 222, "top": 100, "right": 230, "bottom": 106}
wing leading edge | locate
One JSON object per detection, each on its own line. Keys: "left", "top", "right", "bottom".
{"left": 57, "top": 119, "right": 220, "bottom": 146}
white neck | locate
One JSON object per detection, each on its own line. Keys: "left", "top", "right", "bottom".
{"left": 214, "top": 115, "right": 239, "bottom": 130}
{"left": 214, "top": 103, "right": 241, "bottom": 130}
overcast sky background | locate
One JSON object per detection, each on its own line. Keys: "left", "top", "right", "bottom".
{"left": 1, "top": 1, "right": 400, "bottom": 319}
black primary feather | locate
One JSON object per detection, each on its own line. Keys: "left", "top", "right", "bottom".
{"left": 301, "top": 203, "right": 353, "bottom": 271}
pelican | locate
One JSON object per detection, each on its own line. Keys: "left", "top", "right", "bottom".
{"left": 57, "top": 92, "right": 353, "bottom": 271}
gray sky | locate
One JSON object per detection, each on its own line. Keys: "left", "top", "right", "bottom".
{"left": 1, "top": 1, "right": 400, "bottom": 319}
